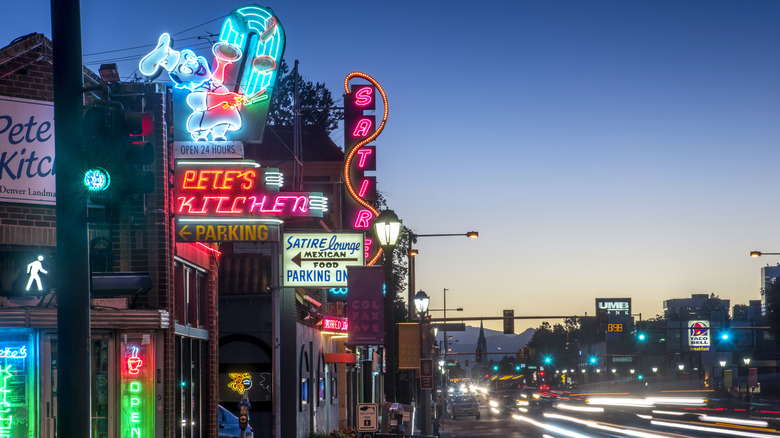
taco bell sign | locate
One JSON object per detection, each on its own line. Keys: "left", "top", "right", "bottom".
{"left": 688, "top": 320, "right": 710, "bottom": 351}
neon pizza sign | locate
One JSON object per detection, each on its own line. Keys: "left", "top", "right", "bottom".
{"left": 139, "top": 5, "right": 285, "bottom": 142}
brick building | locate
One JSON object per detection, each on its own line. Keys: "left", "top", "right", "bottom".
{"left": 0, "top": 33, "right": 219, "bottom": 437}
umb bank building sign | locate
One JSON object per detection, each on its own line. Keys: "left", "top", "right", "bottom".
{"left": 596, "top": 298, "right": 631, "bottom": 316}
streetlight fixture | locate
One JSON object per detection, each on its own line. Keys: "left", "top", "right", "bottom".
{"left": 678, "top": 364, "right": 685, "bottom": 371}
{"left": 414, "top": 290, "right": 430, "bottom": 316}
{"left": 374, "top": 210, "right": 401, "bottom": 403}
{"left": 720, "top": 360, "right": 726, "bottom": 367}
{"left": 651, "top": 367, "right": 658, "bottom": 373}
{"left": 406, "top": 231, "right": 478, "bottom": 319}
{"left": 743, "top": 357, "right": 751, "bottom": 366}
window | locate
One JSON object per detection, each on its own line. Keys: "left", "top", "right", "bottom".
{"left": 174, "top": 259, "right": 209, "bottom": 328}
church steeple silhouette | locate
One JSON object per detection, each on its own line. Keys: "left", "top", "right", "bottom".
{"left": 476, "top": 320, "right": 487, "bottom": 363}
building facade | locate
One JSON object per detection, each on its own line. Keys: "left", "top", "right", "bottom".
{"left": 0, "top": 33, "right": 219, "bottom": 437}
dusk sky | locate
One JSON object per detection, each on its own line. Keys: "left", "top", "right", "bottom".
{"left": 5, "top": 0, "right": 780, "bottom": 332}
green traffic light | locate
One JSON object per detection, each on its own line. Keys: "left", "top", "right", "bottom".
{"left": 638, "top": 333, "right": 646, "bottom": 341}
{"left": 84, "top": 168, "right": 110, "bottom": 191}
{"left": 589, "top": 356, "right": 597, "bottom": 364}
{"left": 544, "top": 356, "right": 551, "bottom": 364}
{"left": 721, "top": 333, "right": 729, "bottom": 340}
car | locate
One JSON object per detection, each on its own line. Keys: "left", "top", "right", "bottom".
{"left": 488, "top": 391, "right": 520, "bottom": 416}
{"left": 450, "top": 394, "right": 481, "bottom": 420}
{"left": 218, "top": 404, "right": 253, "bottom": 438}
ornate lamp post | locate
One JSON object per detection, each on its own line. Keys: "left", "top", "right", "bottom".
{"left": 414, "top": 290, "right": 432, "bottom": 434}
{"left": 374, "top": 210, "right": 402, "bottom": 402}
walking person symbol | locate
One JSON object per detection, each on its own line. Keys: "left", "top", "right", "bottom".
{"left": 26, "top": 256, "right": 47, "bottom": 292}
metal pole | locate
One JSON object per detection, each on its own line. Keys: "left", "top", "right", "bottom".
{"left": 408, "top": 237, "right": 415, "bottom": 320}
{"left": 383, "top": 252, "right": 396, "bottom": 402}
{"left": 443, "top": 288, "right": 448, "bottom": 388}
{"left": 51, "top": 0, "right": 91, "bottom": 436}
{"left": 362, "top": 348, "right": 373, "bottom": 403}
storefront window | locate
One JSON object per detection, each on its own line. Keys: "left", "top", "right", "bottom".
{"left": 92, "top": 339, "right": 110, "bottom": 438}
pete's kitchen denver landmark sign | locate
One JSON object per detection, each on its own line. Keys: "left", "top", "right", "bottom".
{"left": 174, "top": 160, "right": 327, "bottom": 242}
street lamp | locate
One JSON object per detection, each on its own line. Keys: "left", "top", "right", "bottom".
{"left": 719, "top": 360, "right": 726, "bottom": 367}
{"left": 374, "top": 210, "right": 401, "bottom": 403}
{"left": 750, "top": 251, "right": 780, "bottom": 257}
{"left": 413, "top": 290, "right": 432, "bottom": 434}
{"left": 414, "top": 290, "right": 430, "bottom": 316}
{"left": 406, "top": 231, "right": 478, "bottom": 319}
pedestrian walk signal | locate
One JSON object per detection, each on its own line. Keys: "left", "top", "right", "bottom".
{"left": 0, "top": 251, "right": 53, "bottom": 296}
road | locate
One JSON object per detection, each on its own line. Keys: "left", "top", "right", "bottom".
{"left": 437, "top": 391, "right": 780, "bottom": 437}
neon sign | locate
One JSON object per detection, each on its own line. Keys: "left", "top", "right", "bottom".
{"left": 121, "top": 336, "right": 154, "bottom": 438}
{"left": 0, "top": 364, "right": 13, "bottom": 437}
{"left": 228, "top": 372, "right": 253, "bottom": 394}
{"left": 343, "top": 73, "right": 389, "bottom": 265}
{"left": 140, "top": 5, "right": 285, "bottom": 142}
{"left": 175, "top": 161, "right": 327, "bottom": 218}
{"left": 322, "top": 316, "right": 349, "bottom": 332}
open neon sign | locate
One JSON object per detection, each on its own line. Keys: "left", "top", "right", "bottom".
{"left": 121, "top": 337, "right": 154, "bottom": 438}
{"left": 175, "top": 162, "right": 327, "bottom": 218}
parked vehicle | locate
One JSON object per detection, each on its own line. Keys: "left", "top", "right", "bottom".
{"left": 450, "top": 394, "right": 481, "bottom": 420}
{"left": 218, "top": 404, "right": 253, "bottom": 438}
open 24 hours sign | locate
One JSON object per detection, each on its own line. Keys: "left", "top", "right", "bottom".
{"left": 282, "top": 232, "right": 364, "bottom": 287}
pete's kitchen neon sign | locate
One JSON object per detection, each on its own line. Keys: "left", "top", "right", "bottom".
{"left": 175, "top": 161, "right": 327, "bottom": 218}
{"left": 343, "top": 72, "right": 388, "bottom": 265}
{"left": 121, "top": 336, "right": 154, "bottom": 438}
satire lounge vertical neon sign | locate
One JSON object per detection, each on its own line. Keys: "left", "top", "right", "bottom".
{"left": 121, "top": 337, "right": 154, "bottom": 438}
{"left": 343, "top": 72, "right": 388, "bottom": 265}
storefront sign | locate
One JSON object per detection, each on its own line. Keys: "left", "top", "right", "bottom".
{"left": 228, "top": 372, "right": 252, "bottom": 394}
{"left": 121, "top": 334, "right": 154, "bottom": 438}
{"left": 688, "top": 320, "right": 710, "bottom": 351}
{"left": 173, "top": 141, "right": 244, "bottom": 159}
{"left": 347, "top": 266, "right": 384, "bottom": 345}
{"left": 0, "top": 331, "right": 35, "bottom": 437}
{"left": 139, "top": 5, "right": 285, "bottom": 143}
{"left": 322, "top": 316, "right": 349, "bottom": 333}
{"left": 282, "top": 233, "right": 364, "bottom": 287}
{"left": 0, "top": 96, "right": 55, "bottom": 206}
{"left": 175, "top": 162, "right": 327, "bottom": 219}
{"left": 420, "top": 358, "right": 434, "bottom": 390}
{"left": 343, "top": 73, "right": 389, "bottom": 265}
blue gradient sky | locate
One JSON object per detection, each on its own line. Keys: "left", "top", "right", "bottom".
{"left": 5, "top": 0, "right": 780, "bottom": 331}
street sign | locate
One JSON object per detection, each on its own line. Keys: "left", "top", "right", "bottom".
{"left": 420, "top": 358, "right": 433, "bottom": 390}
{"left": 434, "top": 323, "right": 466, "bottom": 332}
{"left": 175, "top": 220, "right": 279, "bottom": 242}
{"left": 283, "top": 232, "right": 365, "bottom": 287}
{"left": 357, "top": 403, "right": 379, "bottom": 432}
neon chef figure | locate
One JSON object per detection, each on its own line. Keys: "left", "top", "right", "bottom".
{"left": 170, "top": 48, "right": 243, "bottom": 141}
{"left": 139, "top": 33, "right": 259, "bottom": 141}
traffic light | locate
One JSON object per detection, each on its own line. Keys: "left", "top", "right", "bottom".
{"left": 503, "top": 309, "right": 514, "bottom": 334}
{"left": 492, "top": 365, "right": 498, "bottom": 371}
{"left": 637, "top": 332, "right": 646, "bottom": 341}
{"left": 82, "top": 103, "right": 155, "bottom": 205}
{"left": 475, "top": 348, "right": 482, "bottom": 362}
{"left": 544, "top": 356, "right": 551, "bottom": 364}
{"left": 596, "top": 309, "right": 607, "bottom": 334}
{"left": 589, "top": 356, "right": 597, "bottom": 364}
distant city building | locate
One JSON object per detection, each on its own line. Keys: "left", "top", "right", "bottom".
{"left": 663, "top": 293, "right": 729, "bottom": 321}
{"left": 760, "top": 265, "right": 780, "bottom": 316}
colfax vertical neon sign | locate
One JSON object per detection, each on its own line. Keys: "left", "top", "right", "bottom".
{"left": 121, "top": 335, "right": 154, "bottom": 438}
{"left": 343, "top": 72, "right": 388, "bottom": 265}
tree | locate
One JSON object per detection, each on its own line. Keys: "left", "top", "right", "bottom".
{"left": 267, "top": 60, "right": 342, "bottom": 134}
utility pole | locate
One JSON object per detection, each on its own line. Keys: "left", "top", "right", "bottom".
{"left": 51, "top": 0, "right": 91, "bottom": 436}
